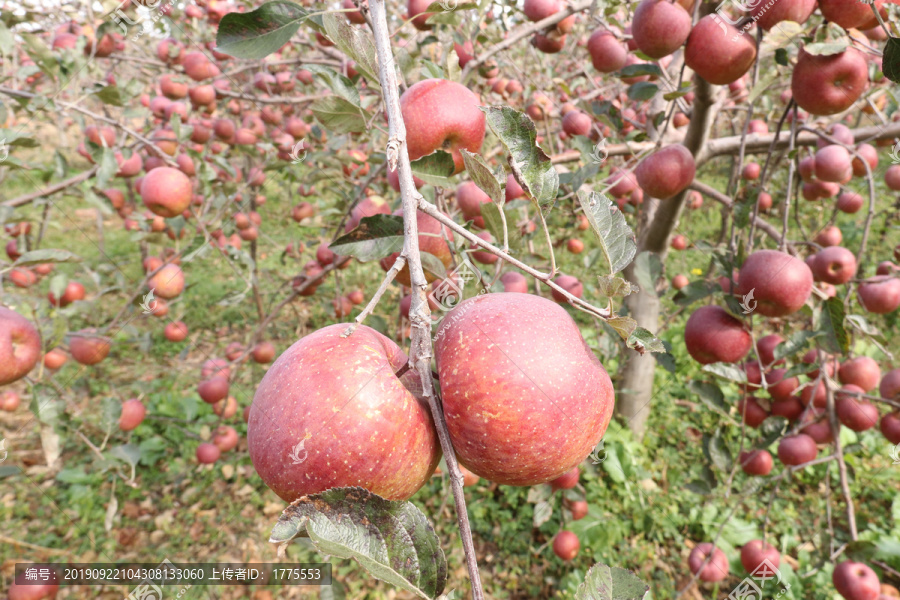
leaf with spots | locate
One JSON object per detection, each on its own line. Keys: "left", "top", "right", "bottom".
{"left": 575, "top": 562, "right": 650, "bottom": 599}
{"left": 329, "top": 214, "right": 404, "bottom": 262}
{"left": 270, "top": 487, "right": 447, "bottom": 599}
{"left": 480, "top": 106, "right": 558, "bottom": 210}
{"left": 576, "top": 191, "right": 636, "bottom": 276}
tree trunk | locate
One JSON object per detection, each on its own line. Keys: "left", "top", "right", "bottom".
{"left": 615, "top": 74, "right": 717, "bottom": 439}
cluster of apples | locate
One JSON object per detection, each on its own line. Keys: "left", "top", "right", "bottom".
{"left": 691, "top": 538, "right": 896, "bottom": 600}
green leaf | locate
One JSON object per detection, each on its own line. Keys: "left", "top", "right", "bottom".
{"left": 704, "top": 430, "right": 732, "bottom": 472}
{"left": 13, "top": 249, "right": 81, "bottom": 266}
{"left": 95, "top": 147, "right": 118, "bottom": 189}
{"left": 21, "top": 33, "right": 57, "bottom": 77}
{"left": 685, "top": 480, "right": 713, "bottom": 495}
{"left": 533, "top": 501, "right": 553, "bottom": 528}
{"left": 632, "top": 251, "right": 661, "bottom": 298}
{"left": 701, "top": 363, "right": 747, "bottom": 384}
{"left": 425, "top": 1, "right": 477, "bottom": 10}
{"left": 481, "top": 203, "right": 520, "bottom": 250}
{"left": 461, "top": 150, "right": 502, "bottom": 203}
{"left": 803, "top": 39, "right": 850, "bottom": 56}
{"left": 626, "top": 327, "right": 665, "bottom": 354}
{"left": 576, "top": 191, "right": 636, "bottom": 276}
{"left": 597, "top": 275, "right": 638, "bottom": 299}
{"left": 774, "top": 48, "right": 789, "bottom": 66}
{"left": 673, "top": 280, "right": 716, "bottom": 306}
{"left": 618, "top": 63, "right": 661, "bottom": 79}
{"left": 747, "top": 69, "right": 779, "bottom": 104}
{"left": 216, "top": 1, "right": 309, "bottom": 59}
{"left": 0, "top": 465, "right": 21, "bottom": 479}
{"left": 607, "top": 316, "right": 637, "bottom": 342}
{"left": 688, "top": 380, "right": 726, "bottom": 411}
{"left": 759, "top": 417, "right": 788, "bottom": 447}
{"left": 270, "top": 488, "right": 447, "bottom": 600}
{"left": 481, "top": 106, "right": 558, "bottom": 209}
{"left": 310, "top": 96, "right": 366, "bottom": 134}
{"left": 884, "top": 37, "right": 900, "bottom": 84}
{"left": 304, "top": 64, "right": 360, "bottom": 105}
{"left": 420, "top": 251, "right": 447, "bottom": 280}
{"left": 92, "top": 85, "right": 125, "bottom": 106}
{"left": 626, "top": 82, "right": 658, "bottom": 101}
{"left": 410, "top": 151, "right": 455, "bottom": 187}
{"left": 819, "top": 296, "right": 849, "bottom": 354}
{"left": 322, "top": 12, "right": 379, "bottom": 86}
{"left": 773, "top": 330, "right": 819, "bottom": 361}
{"left": 420, "top": 59, "right": 444, "bottom": 80}
{"left": 0, "top": 129, "right": 38, "bottom": 148}
{"left": 575, "top": 563, "right": 650, "bottom": 600}
{"left": 330, "top": 214, "right": 404, "bottom": 262}
{"left": 109, "top": 444, "right": 142, "bottom": 469}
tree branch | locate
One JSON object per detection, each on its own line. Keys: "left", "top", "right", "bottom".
{"left": 366, "top": 0, "right": 485, "bottom": 597}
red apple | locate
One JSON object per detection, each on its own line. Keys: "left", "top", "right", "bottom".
{"left": 119, "top": 399, "right": 146, "bottom": 431}
{"left": 839, "top": 356, "right": 881, "bottom": 392}
{"left": 164, "top": 321, "right": 188, "bottom": 342}
{"left": 551, "top": 274, "right": 583, "bottom": 302}
{"left": 196, "top": 442, "right": 221, "bottom": 464}
{"left": 400, "top": 79, "right": 486, "bottom": 174}
{"left": 140, "top": 167, "right": 193, "bottom": 218}
{"left": 213, "top": 425, "right": 239, "bottom": 452}
{"left": 777, "top": 433, "right": 817, "bottom": 466}
{"left": 634, "top": 144, "right": 696, "bottom": 200}
{"left": 740, "top": 539, "right": 780, "bottom": 574}
{"left": 684, "top": 15, "right": 757, "bottom": 85}
{"left": 737, "top": 249, "right": 813, "bottom": 317}
{"left": 833, "top": 561, "right": 880, "bottom": 600}
{"left": 881, "top": 412, "right": 900, "bottom": 444}
{"left": 148, "top": 264, "right": 185, "bottom": 299}
{"left": 69, "top": 330, "right": 111, "bottom": 366}
{"left": 684, "top": 305, "right": 751, "bottom": 364}
{"left": 812, "top": 246, "right": 857, "bottom": 285}
{"left": 858, "top": 276, "right": 900, "bottom": 314}
{"left": 587, "top": 30, "right": 627, "bottom": 73}
{"left": 631, "top": 0, "right": 691, "bottom": 59}
{"left": 248, "top": 324, "right": 440, "bottom": 501}
{"left": 553, "top": 530, "right": 580, "bottom": 561}
{"left": 550, "top": 466, "right": 579, "bottom": 490}
{"left": 688, "top": 543, "right": 729, "bottom": 582}
{"left": 433, "top": 293, "right": 614, "bottom": 485}
{"left": 792, "top": 47, "right": 868, "bottom": 116}
{"left": 739, "top": 449, "right": 773, "bottom": 476}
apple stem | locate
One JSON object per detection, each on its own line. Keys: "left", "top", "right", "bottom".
{"left": 367, "top": 0, "right": 485, "bottom": 597}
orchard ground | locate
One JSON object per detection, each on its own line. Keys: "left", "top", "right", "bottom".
{"left": 2, "top": 152, "right": 899, "bottom": 598}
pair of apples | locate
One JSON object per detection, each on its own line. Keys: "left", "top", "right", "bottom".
{"left": 246, "top": 292, "right": 615, "bottom": 502}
